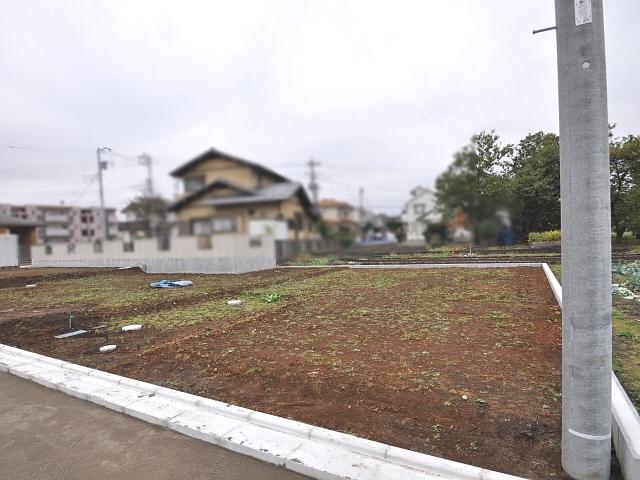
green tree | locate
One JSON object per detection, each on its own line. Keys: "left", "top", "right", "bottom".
{"left": 434, "top": 131, "right": 512, "bottom": 241}
{"left": 124, "top": 195, "right": 169, "bottom": 222}
{"left": 609, "top": 134, "right": 640, "bottom": 241}
{"left": 123, "top": 195, "right": 169, "bottom": 237}
{"left": 385, "top": 217, "right": 406, "bottom": 243}
{"left": 507, "top": 132, "right": 561, "bottom": 239}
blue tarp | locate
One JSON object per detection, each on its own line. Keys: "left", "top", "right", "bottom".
{"left": 150, "top": 280, "right": 193, "bottom": 288}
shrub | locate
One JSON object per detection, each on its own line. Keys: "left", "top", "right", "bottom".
{"left": 423, "top": 222, "right": 446, "bottom": 247}
{"left": 528, "top": 230, "right": 561, "bottom": 243}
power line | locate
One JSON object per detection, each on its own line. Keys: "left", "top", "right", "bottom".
{"left": 69, "top": 174, "right": 98, "bottom": 206}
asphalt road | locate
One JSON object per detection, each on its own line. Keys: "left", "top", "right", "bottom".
{"left": 0, "top": 372, "right": 308, "bottom": 480}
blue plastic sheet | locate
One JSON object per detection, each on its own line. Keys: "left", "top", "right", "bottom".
{"left": 150, "top": 280, "right": 193, "bottom": 288}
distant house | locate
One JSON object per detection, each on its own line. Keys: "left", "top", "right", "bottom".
{"left": 317, "top": 199, "right": 359, "bottom": 236}
{"left": 400, "top": 186, "right": 441, "bottom": 241}
{"left": 168, "top": 148, "right": 318, "bottom": 240}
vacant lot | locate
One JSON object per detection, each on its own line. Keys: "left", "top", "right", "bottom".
{"left": 0, "top": 266, "right": 564, "bottom": 478}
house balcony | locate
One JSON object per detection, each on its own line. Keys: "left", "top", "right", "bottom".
{"left": 45, "top": 227, "right": 70, "bottom": 237}
{"left": 44, "top": 213, "right": 69, "bottom": 223}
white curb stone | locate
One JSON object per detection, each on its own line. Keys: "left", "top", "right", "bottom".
{"left": 611, "top": 373, "right": 640, "bottom": 480}
{"left": 219, "top": 423, "right": 305, "bottom": 466}
{"left": 167, "top": 409, "right": 244, "bottom": 444}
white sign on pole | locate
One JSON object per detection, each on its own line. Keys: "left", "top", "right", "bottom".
{"left": 574, "top": 0, "right": 593, "bottom": 26}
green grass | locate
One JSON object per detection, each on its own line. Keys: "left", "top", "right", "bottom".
{"left": 613, "top": 308, "right": 640, "bottom": 404}
{"left": 288, "top": 254, "right": 341, "bottom": 266}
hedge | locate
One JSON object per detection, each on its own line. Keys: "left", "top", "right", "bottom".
{"left": 528, "top": 230, "right": 561, "bottom": 243}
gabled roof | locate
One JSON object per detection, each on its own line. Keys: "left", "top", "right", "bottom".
{"left": 170, "top": 147, "right": 289, "bottom": 182}
{"left": 0, "top": 213, "right": 41, "bottom": 227}
{"left": 168, "top": 179, "right": 255, "bottom": 212}
{"left": 200, "top": 182, "right": 300, "bottom": 207}
{"left": 168, "top": 180, "right": 318, "bottom": 219}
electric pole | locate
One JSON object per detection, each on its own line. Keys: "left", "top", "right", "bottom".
{"left": 96, "top": 147, "right": 111, "bottom": 241}
{"left": 554, "top": 1, "right": 611, "bottom": 479}
{"left": 138, "top": 153, "right": 153, "bottom": 196}
{"left": 359, "top": 186, "right": 365, "bottom": 240}
{"left": 307, "top": 158, "right": 321, "bottom": 206}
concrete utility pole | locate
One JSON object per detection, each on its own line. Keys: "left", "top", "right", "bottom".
{"left": 554, "top": 1, "right": 611, "bottom": 479}
{"left": 138, "top": 153, "right": 154, "bottom": 196}
{"left": 359, "top": 186, "right": 365, "bottom": 239}
{"left": 307, "top": 158, "right": 321, "bottom": 206}
{"left": 96, "top": 147, "right": 111, "bottom": 241}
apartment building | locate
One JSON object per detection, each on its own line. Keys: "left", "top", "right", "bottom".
{"left": 0, "top": 203, "right": 118, "bottom": 244}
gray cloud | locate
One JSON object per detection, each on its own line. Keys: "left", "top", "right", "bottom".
{"left": 1, "top": 0, "right": 639, "bottom": 215}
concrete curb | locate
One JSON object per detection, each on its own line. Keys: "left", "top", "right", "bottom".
{"left": 540, "top": 263, "right": 639, "bottom": 480}
{"left": 283, "top": 263, "right": 543, "bottom": 269}
{"left": 541, "top": 263, "right": 562, "bottom": 306}
{"left": 612, "top": 373, "right": 640, "bottom": 480}
{"left": 0, "top": 344, "right": 525, "bottom": 480}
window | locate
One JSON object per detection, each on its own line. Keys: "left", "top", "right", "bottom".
{"left": 45, "top": 244, "right": 52, "bottom": 255}
{"left": 93, "top": 240, "right": 103, "bottom": 254}
{"left": 123, "top": 241, "right": 134, "bottom": 252}
{"left": 413, "top": 204, "right": 426, "bottom": 215}
{"left": 192, "top": 219, "right": 212, "bottom": 235}
{"left": 67, "top": 243, "right": 76, "bottom": 254}
{"left": 249, "top": 237, "right": 262, "bottom": 247}
{"left": 212, "top": 218, "right": 235, "bottom": 232}
{"left": 184, "top": 176, "right": 205, "bottom": 193}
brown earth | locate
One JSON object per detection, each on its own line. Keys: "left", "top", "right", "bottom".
{"left": 0, "top": 266, "right": 617, "bottom": 479}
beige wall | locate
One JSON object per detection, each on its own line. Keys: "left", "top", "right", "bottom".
{"left": 176, "top": 196, "right": 317, "bottom": 240}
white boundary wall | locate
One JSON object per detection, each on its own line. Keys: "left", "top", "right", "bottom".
{"left": 31, "top": 234, "right": 276, "bottom": 274}
{"left": 0, "top": 234, "right": 19, "bottom": 267}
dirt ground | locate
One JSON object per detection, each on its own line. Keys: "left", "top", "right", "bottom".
{"left": 0, "top": 266, "right": 581, "bottom": 478}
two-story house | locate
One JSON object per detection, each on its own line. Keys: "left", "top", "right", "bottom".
{"left": 168, "top": 147, "right": 318, "bottom": 240}
{"left": 317, "top": 199, "right": 359, "bottom": 236}
{"left": 400, "top": 186, "right": 441, "bottom": 241}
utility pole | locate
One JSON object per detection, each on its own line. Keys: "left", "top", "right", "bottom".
{"left": 554, "top": 1, "right": 611, "bottom": 479}
{"left": 138, "top": 153, "right": 153, "bottom": 196}
{"left": 359, "top": 186, "right": 365, "bottom": 240}
{"left": 96, "top": 147, "right": 111, "bottom": 241}
{"left": 307, "top": 158, "right": 321, "bottom": 206}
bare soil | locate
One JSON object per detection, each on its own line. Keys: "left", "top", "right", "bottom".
{"left": 0, "top": 266, "right": 576, "bottom": 478}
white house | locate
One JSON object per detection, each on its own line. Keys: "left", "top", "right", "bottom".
{"left": 400, "top": 186, "right": 441, "bottom": 241}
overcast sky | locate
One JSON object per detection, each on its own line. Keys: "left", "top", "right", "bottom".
{"left": 1, "top": 1, "right": 639, "bottom": 216}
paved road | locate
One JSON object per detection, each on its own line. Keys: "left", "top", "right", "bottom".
{"left": 0, "top": 372, "right": 308, "bottom": 480}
